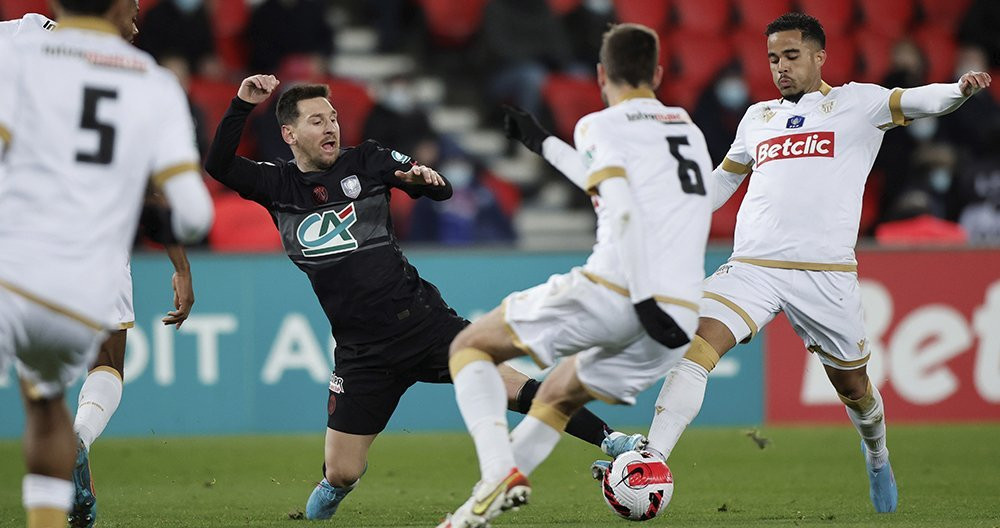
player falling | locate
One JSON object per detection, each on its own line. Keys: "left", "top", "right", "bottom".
{"left": 0, "top": 9, "right": 203, "bottom": 527}
{"left": 0, "top": 1, "right": 213, "bottom": 527}
{"left": 439, "top": 23, "right": 713, "bottom": 528}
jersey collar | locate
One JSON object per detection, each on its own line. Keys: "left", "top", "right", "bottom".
{"left": 615, "top": 87, "right": 657, "bottom": 105}
{"left": 55, "top": 17, "right": 119, "bottom": 36}
{"left": 779, "top": 81, "right": 832, "bottom": 105}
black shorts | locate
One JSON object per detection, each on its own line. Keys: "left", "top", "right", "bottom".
{"left": 326, "top": 308, "right": 469, "bottom": 435}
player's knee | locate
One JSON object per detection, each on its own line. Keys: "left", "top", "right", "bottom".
{"left": 831, "top": 370, "right": 869, "bottom": 402}
{"left": 324, "top": 462, "right": 365, "bottom": 488}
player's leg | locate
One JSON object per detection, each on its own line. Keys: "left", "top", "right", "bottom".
{"left": 500, "top": 363, "right": 641, "bottom": 451}
{"left": 645, "top": 262, "right": 780, "bottom": 461}
{"left": 3, "top": 290, "right": 104, "bottom": 528}
{"left": 305, "top": 429, "right": 376, "bottom": 519}
{"left": 75, "top": 330, "right": 126, "bottom": 451}
{"left": 785, "top": 270, "right": 896, "bottom": 513}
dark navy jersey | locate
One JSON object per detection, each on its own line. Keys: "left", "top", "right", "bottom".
{"left": 206, "top": 97, "right": 454, "bottom": 345}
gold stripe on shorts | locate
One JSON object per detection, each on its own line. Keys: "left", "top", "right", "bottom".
{"left": 731, "top": 258, "right": 858, "bottom": 273}
{"left": 585, "top": 166, "right": 626, "bottom": 196}
{"left": 809, "top": 345, "right": 871, "bottom": 369}
{"left": 151, "top": 161, "right": 200, "bottom": 188}
{"left": 0, "top": 278, "right": 104, "bottom": 331}
{"left": 0, "top": 123, "right": 11, "bottom": 147}
{"left": 501, "top": 299, "right": 547, "bottom": 369}
{"left": 118, "top": 321, "right": 135, "bottom": 330}
{"left": 580, "top": 270, "right": 699, "bottom": 314}
{"left": 703, "top": 291, "right": 758, "bottom": 340}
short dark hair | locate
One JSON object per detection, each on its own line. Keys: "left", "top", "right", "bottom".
{"left": 275, "top": 84, "right": 331, "bottom": 126}
{"left": 766, "top": 12, "right": 826, "bottom": 49}
{"left": 57, "top": 0, "right": 116, "bottom": 15}
{"left": 599, "top": 23, "right": 659, "bottom": 88}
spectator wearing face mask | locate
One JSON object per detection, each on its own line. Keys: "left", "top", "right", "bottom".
{"left": 136, "top": 0, "right": 221, "bottom": 77}
{"left": 693, "top": 65, "right": 750, "bottom": 164}
{"left": 954, "top": 126, "right": 1000, "bottom": 244}
{"left": 408, "top": 156, "right": 516, "bottom": 245}
{"left": 937, "top": 46, "right": 1000, "bottom": 159}
{"left": 363, "top": 75, "right": 440, "bottom": 166}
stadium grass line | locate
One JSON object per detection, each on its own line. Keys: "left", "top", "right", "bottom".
{"left": 2, "top": 425, "right": 999, "bottom": 527}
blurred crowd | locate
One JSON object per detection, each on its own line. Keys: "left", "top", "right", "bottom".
{"left": 4, "top": 0, "right": 999, "bottom": 248}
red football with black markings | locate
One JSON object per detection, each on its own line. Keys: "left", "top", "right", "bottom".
{"left": 601, "top": 450, "right": 674, "bottom": 521}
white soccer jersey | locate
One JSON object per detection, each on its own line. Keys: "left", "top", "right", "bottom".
{"left": 0, "top": 17, "right": 200, "bottom": 329}
{"left": 721, "top": 81, "right": 907, "bottom": 270}
{"left": 0, "top": 13, "right": 56, "bottom": 38}
{"left": 575, "top": 93, "right": 713, "bottom": 310}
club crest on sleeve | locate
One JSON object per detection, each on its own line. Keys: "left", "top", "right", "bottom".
{"left": 786, "top": 115, "right": 805, "bottom": 129}
{"left": 390, "top": 150, "right": 411, "bottom": 164}
{"left": 340, "top": 175, "right": 361, "bottom": 199}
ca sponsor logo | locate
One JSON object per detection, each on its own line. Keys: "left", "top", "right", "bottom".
{"left": 296, "top": 203, "right": 359, "bottom": 257}
{"left": 755, "top": 132, "right": 834, "bottom": 167}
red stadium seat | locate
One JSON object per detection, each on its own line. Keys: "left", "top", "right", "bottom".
{"left": 210, "top": 0, "right": 250, "bottom": 72}
{"left": 667, "top": 31, "right": 734, "bottom": 95}
{"left": 734, "top": 0, "right": 791, "bottom": 33}
{"left": 855, "top": 32, "right": 895, "bottom": 83}
{"left": 188, "top": 76, "right": 241, "bottom": 140}
{"left": 858, "top": 0, "right": 914, "bottom": 38}
{"left": 548, "top": 0, "right": 582, "bottom": 16}
{"left": 615, "top": 0, "right": 671, "bottom": 31}
{"left": 671, "top": 0, "right": 732, "bottom": 35}
{"left": 918, "top": 0, "right": 973, "bottom": 31}
{"left": 541, "top": 74, "right": 604, "bottom": 140}
{"left": 658, "top": 78, "right": 700, "bottom": 111}
{"left": 732, "top": 30, "right": 774, "bottom": 100}
{"left": 1, "top": 0, "right": 51, "bottom": 19}
{"left": 913, "top": 27, "right": 958, "bottom": 83}
{"left": 322, "top": 78, "right": 374, "bottom": 148}
{"left": 820, "top": 34, "right": 857, "bottom": 86}
{"left": 208, "top": 192, "right": 283, "bottom": 252}
{"left": 798, "top": 0, "right": 855, "bottom": 36}
{"left": 417, "top": 0, "right": 489, "bottom": 47}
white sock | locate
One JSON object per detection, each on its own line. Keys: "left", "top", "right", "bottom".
{"left": 454, "top": 359, "right": 515, "bottom": 483}
{"left": 22, "top": 474, "right": 74, "bottom": 511}
{"left": 844, "top": 383, "right": 889, "bottom": 468}
{"left": 510, "top": 415, "right": 562, "bottom": 476}
{"left": 646, "top": 358, "right": 709, "bottom": 460}
{"left": 75, "top": 368, "right": 123, "bottom": 451}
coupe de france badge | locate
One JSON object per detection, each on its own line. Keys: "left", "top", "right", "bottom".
{"left": 391, "top": 150, "right": 412, "bottom": 164}
{"left": 786, "top": 115, "right": 805, "bottom": 129}
{"left": 341, "top": 175, "right": 361, "bottom": 199}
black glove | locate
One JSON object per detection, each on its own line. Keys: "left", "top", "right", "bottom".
{"left": 501, "top": 104, "right": 551, "bottom": 155}
{"left": 634, "top": 298, "right": 691, "bottom": 349}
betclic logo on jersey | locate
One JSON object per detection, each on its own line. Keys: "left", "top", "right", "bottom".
{"left": 755, "top": 132, "right": 834, "bottom": 167}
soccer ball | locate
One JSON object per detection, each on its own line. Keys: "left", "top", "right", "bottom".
{"left": 600, "top": 450, "right": 674, "bottom": 521}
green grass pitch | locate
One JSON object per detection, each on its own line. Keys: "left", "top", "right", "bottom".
{"left": 2, "top": 424, "right": 999, "bottom": 527}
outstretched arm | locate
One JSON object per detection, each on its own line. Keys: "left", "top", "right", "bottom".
{"left": 894, "top": 71, "right": 992, "bottom": 123}
{"left": 502, "top": 105, "right": 591, "bottom": 190}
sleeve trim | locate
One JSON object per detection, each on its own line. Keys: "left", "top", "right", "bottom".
{"left": 151, "top": 161, "right": 200, "bottom": 188}
{"left": 720, "top": 157, "right": 752, "bottom": 175}
{"left": 585, "top": 166, "right": 627, "bottom": 196}
{"left": 889, "top": 88, "right": 911, "bottom": 127}
{"left": 0, "top": 123, "right": 11, "bottom": 147}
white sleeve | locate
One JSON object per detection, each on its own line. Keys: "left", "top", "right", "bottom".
{"left": 574, "top": 114, "right": 629, "bottom": 195}
{"left": 0, "top": 37, "right": 17, "bottom": 157}
{"left": 541, "top": 136, "right": 588, "bottom": 190}
{"left": 150, "top": 74, "right": 213, "bottom": 242}
{"left": 847, "top": 81, "right": 971, "bottom": 130}
{"left": 709, "top": 107, "right": 754, "bottom": 210}
{"left": 597, "top": 176, "right": 654, "bottom": 302}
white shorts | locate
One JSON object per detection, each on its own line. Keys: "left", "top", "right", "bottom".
{"left": 700, "top": 261, "right": 869, "bottom": 369}
{"left": 114, "top": 261, "right": 134, "bottom": 330}
{"left": 0, "top": 287, "right": 106, "bottom": 399}
{"left": 503, "top": 267, "right": 698, "bottom": 405}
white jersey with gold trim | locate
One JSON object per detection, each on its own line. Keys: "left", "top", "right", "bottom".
{"left": 575, "top": 97, "right": 713, "bottom": 308}
{"left": 0, "top": 18, "right": 200, "bottom": 328}
{"left": 722, "top": 82, "right": 904, "bottom": 267}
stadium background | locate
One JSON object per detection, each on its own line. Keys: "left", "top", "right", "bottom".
{"left": 1, "top": 0, "right": 998, "bottom": 446}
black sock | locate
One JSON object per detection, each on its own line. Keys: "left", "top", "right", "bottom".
{"left": 515, "top": 378, "right": 610, "bottom": 448}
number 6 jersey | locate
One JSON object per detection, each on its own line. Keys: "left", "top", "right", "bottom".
{"left": 0, "top": 17, "right": 199, "bottom": 327}
{"left": 575, "top": 92, "right": 713, "bottom": 309}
